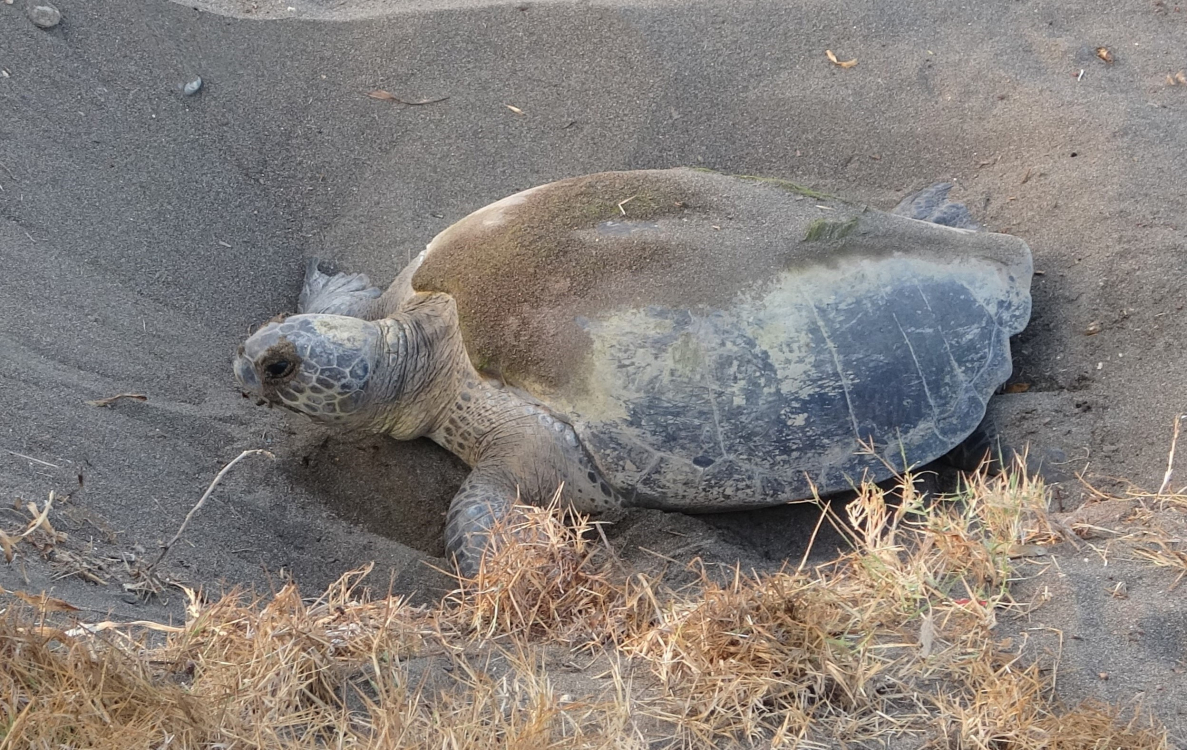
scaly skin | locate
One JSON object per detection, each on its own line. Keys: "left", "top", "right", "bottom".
{"left": 235, "top": 290, "right": 621, "bottom": 575}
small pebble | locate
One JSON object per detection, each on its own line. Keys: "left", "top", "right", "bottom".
{"left": 26, "top": 2, "right": 60, "bottom": 28}
{"left": 182, "top": 77, "right": 203, "bottom": 96}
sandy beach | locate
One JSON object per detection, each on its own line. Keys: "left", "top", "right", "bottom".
{"left": 2, "top": 0, "right": 1185, "bottom": 740}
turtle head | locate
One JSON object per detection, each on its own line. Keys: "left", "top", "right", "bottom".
{"left": 235, "top": 314, "right": 381, "bottom": 426}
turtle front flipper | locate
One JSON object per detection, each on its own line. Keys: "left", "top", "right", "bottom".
{"left": 297, "top": 257, "right": 384, "bottom": 318}
{"left": 445, "top": 464, "right": 526, "bottom": 577}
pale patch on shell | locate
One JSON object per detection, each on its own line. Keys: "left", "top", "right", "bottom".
{"left": 423, "top": 184, "right": 548, "bottom": 260}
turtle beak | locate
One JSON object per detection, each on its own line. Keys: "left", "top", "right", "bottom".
{"left": 233, "top": 345, "right": 261, "bottom": 393}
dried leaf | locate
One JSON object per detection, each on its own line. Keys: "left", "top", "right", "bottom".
{"left": 65, "top": 619, "right": 187, "bottom": 637}
{"left": 918, "top": 609, "right": 934, "bottom": 657}
{"left": 366, "top": 90, "right": 449, "bottom": 105}
{"left": 6, "top": 495, "right": 59, "bottom": 545}
{"left": 0, "top": 529, "right": 13, "bottom": 563}
{"left": 0, "top": 586, "right": 79, "bottom": 612}
{"left": 1095, "top": 47, "right": 1113, "bottom": 64}
{"left": 505, "top": 104, "right": 524, "bottom": 114}
{"left": 1177, "top": 71, "right": 1187, "bottom": 85}
{"left": 86, "top": 393, "right": 147, "bottom": 408}
{"left": 1006, "top": 543, "right": 1049, "bottom": 558}
{"left": 826, "top": 50, "right": 858, "bottom": 68}
{"left": 1004, "top": 382, "right": 1031, "bottom": 394}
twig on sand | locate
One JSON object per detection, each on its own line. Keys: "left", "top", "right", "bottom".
{"left": 86, "top": 393, "right": 148, "bottom": 408}
{"left": 3, "top": 449, "right": 62, "bottom": 469}
{"left": 795, "top": 498, "right": 830, "bottom": 576}
{"left": 145, "top": 449, "right": 274, "bottom": 575}
{"left": 1157, "top": 415, "right": 1183, "bottom": 495}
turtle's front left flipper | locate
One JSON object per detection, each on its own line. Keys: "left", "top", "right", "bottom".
{"left": 297, "top": 257, "right": 384, "bottom": 319}
{"left": 445, "top": 465, "right": 527, "bottom": 577}
{"left": 892, "top": 182, "right": 980, "bottom": 230}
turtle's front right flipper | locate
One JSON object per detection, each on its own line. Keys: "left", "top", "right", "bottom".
{"left": 445, "top": 465, "right": 527, "bottom": 578}
{"left": 297, "top": 257, "right": 384, "bottom": 319}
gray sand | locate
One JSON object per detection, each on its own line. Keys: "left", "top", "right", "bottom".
{"left": 2, "top": 0, "right": 1185, "bottom": 741}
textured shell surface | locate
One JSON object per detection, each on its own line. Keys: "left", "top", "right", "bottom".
{"left": 412, "top": 168, "right": 1033, "bottom": 511}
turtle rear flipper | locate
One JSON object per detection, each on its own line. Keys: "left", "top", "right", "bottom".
{"left": 297, "top": 257, "right": 384, "bottom": 318}
{"left": 893, "top": 182, "right": 980, "bottom": 230}
{"left": 939, "top": 417, "right": 1017, "bottom": 473}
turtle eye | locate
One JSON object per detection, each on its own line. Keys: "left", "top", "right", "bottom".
{"left": 263, "top": 359, "right": 295, "bottom": 380}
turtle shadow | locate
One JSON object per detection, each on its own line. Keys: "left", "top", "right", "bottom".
{"left": 284, "top": 431, "right": 468, "bottom": 559}
{"left": 685, "top": 462, "right": 981, "bottom": 570}
{"left": 286, "top": 430, "right": 860, "bottom": 571}
{"left": 282, "top": 432, "right": 998, "bottom": 576}
{"left": 694, "top": 496, "right": 855, "bottom": 567}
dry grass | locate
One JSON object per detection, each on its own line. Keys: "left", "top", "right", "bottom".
{"left": 0, "top": 461, "right": 1175, "bottom": 749}
{"left": 448, "top": 493, "right": 646, "bottom": 644}
{"left": 1065, "top": 422, "right": 1187, "bottom": 586}
{"left": 0, "top": 567, "right": 636, "bottom": 749}
{"left": 612, "top": 466, "right": 1080, "bottom": 748}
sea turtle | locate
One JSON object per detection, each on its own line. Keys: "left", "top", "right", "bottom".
{"left": 234, "top": 168, "right": 1032, "bottom": 574}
